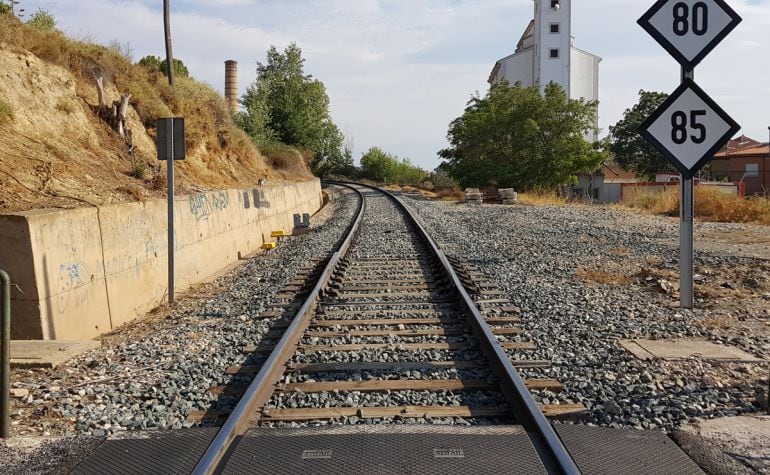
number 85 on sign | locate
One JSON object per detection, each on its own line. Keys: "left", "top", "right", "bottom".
{"left": 638, "top": 78, "right": 740, "bottom": 179}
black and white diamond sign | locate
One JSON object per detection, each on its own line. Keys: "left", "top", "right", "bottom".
{"left": 638, "top": 0, "right": 742, "bottom": 70}
{"left": 638, "top": 78, "right": 740, "bottom": 178}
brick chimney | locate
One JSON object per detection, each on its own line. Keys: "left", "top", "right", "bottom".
{"left": 224, "top": 60, "right": 238, "bottom": 112}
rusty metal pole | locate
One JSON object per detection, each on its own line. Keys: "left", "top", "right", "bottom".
{"left": 1, "top": 269, "right": 10, "bottom": 439}
{"left": 163, "top": 0, "right": 175, "bottom": 88}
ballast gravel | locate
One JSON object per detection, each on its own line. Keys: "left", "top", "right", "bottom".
{"left": 3, "top": 186, "right": 358, "bottom": 448}
{"left": 264, "top": 191, "right": 506, "bottom": 426}
{"left": 404, "top": 197, "right": 769, "bottom": 431}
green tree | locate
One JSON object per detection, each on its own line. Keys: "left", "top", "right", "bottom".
{"left": 26, "top": 9, "right": 55, "bottom": 30}
{"left": 0, "top": 3, "right": 11, "bottom": 16}
{"left": 238, "top": 43, "right": 345, "bottom": 176}
{"left": 138, "top": 55, "right": 162, "bottom": 72}
{"left": 137, "top": 55, "right": 189, "bottom": 79}
{"left": 431, "top": 168, "right": 457, "bottom": 189}
{"left": 439, "top": 82, "right": 605, "bottom": 189}
{"left": 606, "top": 90, "right": 673, "bottom": 177}
{"left": 360, "top": 147, "right": 427, "bottom": 184}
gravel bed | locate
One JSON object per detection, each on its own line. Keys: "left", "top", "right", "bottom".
{"left": 288, "top": 368, "right": 494, "bottom": 383}
{"left": 293, "top": 348, "right": 485, "bottom": 365}
{"left": 405, "top": 197, "right": 769, "bottom": 431}
{"left": 5, "top": 185, "right": 360, "bottom": 441}
{"left": 0, "top": 436, "right": 104, "bottom": 475}
{"left": 266, "top": 190, "right": 511, "bottom": 425}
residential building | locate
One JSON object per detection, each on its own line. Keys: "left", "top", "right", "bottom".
{"left": 489, "top": 0, "right": 601, "bottom": 142}
{"left": 572, "top": 162, "right": 640, "bottom": 203}
{"left": 713, "top": 137, "right": 770, "bottom": 195}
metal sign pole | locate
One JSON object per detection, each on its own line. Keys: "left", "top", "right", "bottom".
{"left": 1, "top": 269, "right": 10, "bottom": 439}
{"left": 680, "top": 68, "right": 695, "bottom": 309}
{"left": 166, "top": 119, "right": 175, "bottom": 304}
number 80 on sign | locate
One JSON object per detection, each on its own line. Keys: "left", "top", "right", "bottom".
{"left": 638, "top": 0, "right": 742, "bottom": 70}
{"left": 638, "top": 79, "right": 740, "bottom": 179}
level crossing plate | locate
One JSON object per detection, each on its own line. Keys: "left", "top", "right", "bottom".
{"left": 638, "top": 0, "right": 742, "bottom": 70}
{"left": 638, "top": 78, "right": 740, "bottom": 178}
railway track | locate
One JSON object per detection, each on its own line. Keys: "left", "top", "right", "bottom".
{"left": 191, "top": 183, "right": 582, "bottom": 474}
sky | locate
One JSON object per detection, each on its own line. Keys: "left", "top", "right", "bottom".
{"left": 18, "top": 0, "right": 770, "bottom": 170}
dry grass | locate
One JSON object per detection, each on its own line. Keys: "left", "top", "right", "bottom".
{"left": 434, "top": 189, "right": 465, "bottom": 201}
{"left": 576, "top": 268, "right": 633, "bottom": 285}
{"left": 0, "top": 98, "right": 13, "bottom": 124}
{"left": 519, "top": 190, "right": 568, "bottom": 206}
{"left": 128, "top": 159, "right": 147, "bottom": 180}
{"left": 262, "top": 143, "right": 311, "bottom": 178}
{"left": 116, "top": 184, "right": 146, "bottom": 202}
{"left": 54, "top": 97, "right": 76, "bottom": 114}
{"left": 610, "top": 246, "right": 632, "bottom": 257}
{"left": 0, "top": 14, "right": 285, "bottom": 202}
{"left": 703, "top": 315, "right": 735, "bottom": 331}
{"left": 622, "top": 186, "right": 770, "bottom": 225}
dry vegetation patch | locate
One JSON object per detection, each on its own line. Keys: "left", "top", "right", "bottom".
{"left": 622, "top": 186, "right": 770, "bottom": 225}
{"left": 519, "top": 190, "right": 568, "bottom": 206}
{"left": 0, "top": 97, "right": 13, "bottom": 124}
{"left": 0, "top": 15, "right": 311, "bottom": 212}
{"left": 576, "top": 267, "right": 634, "bottom": 286}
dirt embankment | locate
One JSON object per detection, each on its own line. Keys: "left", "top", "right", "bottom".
{"left": 0, "top": 16, "right": 312, "bottom": 213}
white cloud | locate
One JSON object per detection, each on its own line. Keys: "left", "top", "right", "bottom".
{"left": 21, "top": 0, "right": 770, "bottom": 169}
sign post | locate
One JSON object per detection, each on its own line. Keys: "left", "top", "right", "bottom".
{"left": 157, "top": 118, "right": 185, "bottom": 304}
{"left": 637, "top": 0, "right": 741, "bottom": 308}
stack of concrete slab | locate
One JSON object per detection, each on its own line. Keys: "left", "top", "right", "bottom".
{"left": 499, "top": 189, "right": 518, "bottom": 205}
{"left": 465, "top": 188, "right": 483, "bottom": 205}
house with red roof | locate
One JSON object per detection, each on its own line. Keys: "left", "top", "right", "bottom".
{"left": 712, "top": 135, "right": 769, "bottom": 195}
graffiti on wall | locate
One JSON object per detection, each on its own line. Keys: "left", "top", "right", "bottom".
{"left": 189, "top": 191, "right": 230, "bottom": 221}
{"left": 56, "top": 263, "right": 91, "bottom": 314}
{"left": 251, "top": 189, "right": 271, "bottom": 209}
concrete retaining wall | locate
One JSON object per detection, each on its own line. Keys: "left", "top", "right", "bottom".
{"left": 0, "top": 180, "right": 322, "bottom": 340}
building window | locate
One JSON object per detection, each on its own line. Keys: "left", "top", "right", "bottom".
{"left": 592, "top": 188, "right": 600, "bottom": 200}
{"left": 551, "top": 0, "right": 560, "bottom": 9}
{"left": 745, "top": 163, "right": 759, "bottom": 177}
{"left": 549, "top": 48, "right": 560, "bottom": 59}
{"left": 550, "top": 23, "right": 560, "bottom": 34}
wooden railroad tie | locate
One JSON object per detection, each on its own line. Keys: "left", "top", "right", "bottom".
{"left": 186, "top": 403, "right": 587, "bottom": 424}
{"left": 257, "top": 404, "right": 588, "bottom": 422}
{"left": 209, "top": 378, "right": 562, "bottom": 397}
{"left": 225, "top": 359, "right": 552, "bottom": 375}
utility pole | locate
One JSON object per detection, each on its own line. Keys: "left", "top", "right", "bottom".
{"left": 163, "top": 0, "right": 176, "bottom": 87}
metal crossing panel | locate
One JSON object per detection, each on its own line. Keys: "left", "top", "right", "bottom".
{"left": 557, "top": 424, "right": 705, "bottom": 475}
{"left": 71, "top": 429, "right": 218, "bottom": 475}
{"left": 221, "top": 426, "right": 546, "bottom": 475}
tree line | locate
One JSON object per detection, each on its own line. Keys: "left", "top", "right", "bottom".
{"left": 435, "top": 81, "right": 682, "bottom": 190}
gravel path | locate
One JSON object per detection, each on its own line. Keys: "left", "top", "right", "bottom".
{"left": 405, "top": 197, "right": 769, "bottom": 431}
{"left": 5, "top": 186, "right": 359, "bottom": 441}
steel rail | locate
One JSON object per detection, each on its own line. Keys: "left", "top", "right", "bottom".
{"left": 191, "top": 183, "right": 365, "bottom": 475}
{"left": 192, "top": 182, "right": 578, "bottom": 474}
{"left": 372, "top": 185, "right": 580, "bottom": 475}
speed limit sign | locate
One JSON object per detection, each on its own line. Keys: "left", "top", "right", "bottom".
{"left": 637, "top": 0, "right": 741, "bottom": 309}
{"left": 638, "top": 0, "right": 742, "bottom": 70}
{"left": 638, "top": 78, "right": 739, "bottom": 178}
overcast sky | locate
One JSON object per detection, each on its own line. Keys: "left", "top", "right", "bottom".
{"left": 21, "top": 0, "right": 770, "bottom": 169}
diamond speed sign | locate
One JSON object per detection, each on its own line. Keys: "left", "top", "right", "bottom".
{"left": 638, "top": 0, "right": 741, "bottom": 70}
{"left": 638, "top": 79, "right": 740, "bottom": 178}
